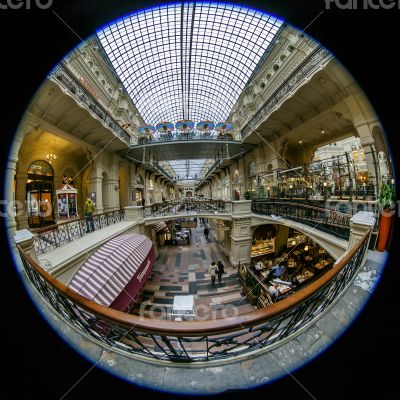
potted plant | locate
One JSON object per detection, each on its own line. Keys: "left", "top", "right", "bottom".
{"left": 244, "top": 190, "right": 251, "bottom": 200}
{"left": 376, "top": 182, "right": 396, "bottom": 252}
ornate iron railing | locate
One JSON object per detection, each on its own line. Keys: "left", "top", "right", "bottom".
{"left": 50, "top": 64, "right": 131, "bottom": 145}
{"left": 252, "top": 200, "right": 351, "bottom": 240}
{"left": 143, "top": 199, "right": 233, "bottom": 218}
{"left": 18, "top": 231, "right": 369, "bottom": 362}
{"left": 131, "top": 130, "right": 240, "bottom": 146}
{"left": 33, "top": 209, "right": 125, "bottom": 255}
{"left": 241, "top": 46, "right": 331, "bottom": 138}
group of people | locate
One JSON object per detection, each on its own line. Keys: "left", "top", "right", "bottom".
{"left": 208, "top": 260, "right": 225, "bottom": 284}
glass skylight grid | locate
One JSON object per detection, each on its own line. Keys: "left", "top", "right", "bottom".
{"left": 97, "top": 2, "right": 282, "bottom": 125}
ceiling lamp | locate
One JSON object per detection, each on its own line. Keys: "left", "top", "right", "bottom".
{"left": 46, "top": 139, "right": 57, "bottom": 164}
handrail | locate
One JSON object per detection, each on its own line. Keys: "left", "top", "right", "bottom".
{"left": 33, "top": 209, "right": 125, "bottom": 255}
{"left": 143, "top": 199, "right": 233, "bottom": 218}
{"left": 19, "top": 231, "right": 369, "bottom": 338}
{"left": 252, "top": 200, "right": 351, "bottom": 240}
{"left": 131, "top": 131, "right": 240, "bottom": 146}
{"left": 253, "top": 200, "right": 351, "bottom": 218}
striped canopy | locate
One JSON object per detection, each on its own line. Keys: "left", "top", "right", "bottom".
{"left": 152, "top": 221, "right": 167, "bottom": 232}
{"left": 68, "top": 234, "right": 154, "bottom": 308}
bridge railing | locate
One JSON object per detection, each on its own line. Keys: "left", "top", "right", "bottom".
{"left": 143, "top": 199, "right": 233, "bottom": 218}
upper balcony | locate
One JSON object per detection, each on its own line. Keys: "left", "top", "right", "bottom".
{"left": 122, "top": 130, "right": 253, "bottom": 162}
{"left": 49, "top": 64, "right": 132, "bottom": 147}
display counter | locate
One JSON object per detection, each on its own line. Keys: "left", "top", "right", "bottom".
{"left": 251, "top": 238, "right": 275, "bottom": 258}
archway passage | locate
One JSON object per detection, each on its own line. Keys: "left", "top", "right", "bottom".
{"left": 26, "top": 160, "right": 55, "bottom": 228}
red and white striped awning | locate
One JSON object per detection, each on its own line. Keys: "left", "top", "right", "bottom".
{"left": 68, "top": 234, "right": 154, "bottom": 308}
{"left": 152, "top": 221, "right": 167, "bottom": 232}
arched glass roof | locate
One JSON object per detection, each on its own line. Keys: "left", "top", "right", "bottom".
{"left": 97, "top": 2, "right": 283, "bottom": 126}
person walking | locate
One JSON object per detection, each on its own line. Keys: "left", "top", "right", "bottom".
{"left": 204, "top": 226, "right": 209, "bottom": 240}
{"left": 84, "top": 196, "right": 96, "bottom": 233}
{"left": 217, "top": 260, "right": 225, "bottom": 283}
{"left": 208, "top": 261, "right": 217, "bottom": 285}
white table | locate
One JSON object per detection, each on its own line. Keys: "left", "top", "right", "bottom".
{"left": 171, "top": 295, "right": 195, "bottom": 318}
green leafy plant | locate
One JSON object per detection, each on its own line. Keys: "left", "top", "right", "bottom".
{"left": 378, "top": 183, "right": 396, "bottom": 210}
{"left": 244, "top": 190, "right": 251, "bottom": 200}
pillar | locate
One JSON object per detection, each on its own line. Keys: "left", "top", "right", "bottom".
{"left": 274, "top": 225, "right": 290, "bottom": 254}
{"left": 88, "top": 174, "right": 103, "bottom": 214}
{"left": 229, "top": 200, "right": 253, "bottom": 267}
{"left": 356, "top": 124, "right": 378, "bottom": 196}
{"left": 15, "top": 172, "right": 28, "bottom": 229}
{"left": 5, "top": 136, "right": 22, "bottom": 258}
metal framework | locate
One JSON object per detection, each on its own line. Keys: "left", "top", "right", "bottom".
{"left": 97, "top": 2, "right": 282, "bottom": 125}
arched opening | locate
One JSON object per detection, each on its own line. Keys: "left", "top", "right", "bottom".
{"left": 26, "top": 160, "right": 55, "bottom": 228}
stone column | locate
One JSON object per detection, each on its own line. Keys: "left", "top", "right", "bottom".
{"left": 88, "top": 175, "right": 103, "bottom": 214}
{"left": 15, "top": 172, "right": 28, "bottom": 229}
{"left": 238, "top": 158, "right": 246, "bottom": 199}
{"left": 356, "top": 124, "right": 378, "bottom": 196}
{"left": 229, "top": 200, "right": 253, "bottom": 267}
{"left": 274, "top": 224, "right": 290, "bottom": 254}
{"left": 5, "top": 136, "right": 22, "bottom": 258}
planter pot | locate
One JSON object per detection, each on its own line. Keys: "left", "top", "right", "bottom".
{"left": 376, "top": 210, "right": 393, "bottom": 251}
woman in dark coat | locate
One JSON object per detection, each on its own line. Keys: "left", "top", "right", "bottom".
{"left": 217, "top": 261, "right": 224, "bottom": 282}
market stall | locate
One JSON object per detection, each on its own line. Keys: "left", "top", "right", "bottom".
{"left": 56, "top": 183, "right": 78, "bottom": 219}
{"left": 68, "top": 234, "right": 156, "bottom": 312}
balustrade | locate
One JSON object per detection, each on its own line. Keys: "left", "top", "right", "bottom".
{"left": 252, "top": 200, "right": 351, "bottom": 240}
{"left": 143, "top": 199, "right": 233, "bottom": 218}
{"left": 17, "top": 230, "right": 370, "bottom": 362}
{"left": 33, "top": 209, "right": 125, "bottom": 255}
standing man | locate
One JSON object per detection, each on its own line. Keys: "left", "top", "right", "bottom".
{"left": 84, "top": 196, "right": 95, "bottom": 233}
{"left": 204, "top": 226, "right": 209, "bottom": 240}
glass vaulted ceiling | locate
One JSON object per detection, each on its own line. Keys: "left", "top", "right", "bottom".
{"left": 97, "top": 2, "right": 282, "bottom": 179}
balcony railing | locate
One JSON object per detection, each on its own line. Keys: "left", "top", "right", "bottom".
{"left": 18, "top": 230, "right": 370, "bottom": 363}
{"left": 50, "top": 64, "right": 131, "bottom": 145}
{"left": 33, "top": 209, "right": 125, "bottom": 255}
{"left": 143, "top": 199, "right": 233, "bottom": 218}
{"left": 131, "top": 131, "right": 240, "bottom": 146}
{"left": 252, "top": 200, "right": 351, "bottom": 240}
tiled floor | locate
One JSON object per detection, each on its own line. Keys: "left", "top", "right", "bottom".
{"left": 130, "top": 226, "right": 255, "bottom": 319}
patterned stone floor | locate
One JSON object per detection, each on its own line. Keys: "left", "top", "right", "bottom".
{"left": 130, "top": 226, "right": 255, "bottom": 319}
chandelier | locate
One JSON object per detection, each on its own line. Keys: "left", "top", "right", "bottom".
{"left": 46, "top": 138, "right": 57, "bottom": 164}
{"left": 46, "top": 150, "right": 57, "bottom": 164}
